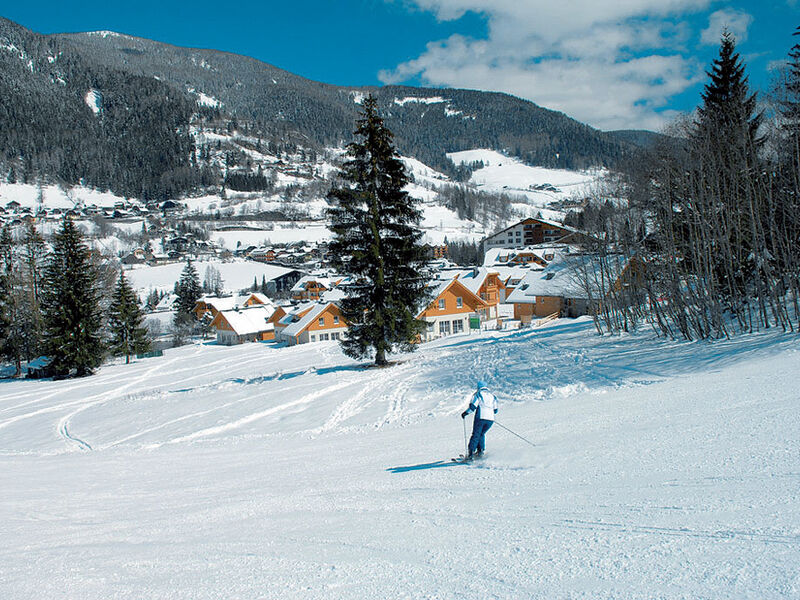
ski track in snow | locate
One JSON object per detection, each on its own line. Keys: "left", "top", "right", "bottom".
{"left": 1, "top": 319, "right": 799, "bottom": 599}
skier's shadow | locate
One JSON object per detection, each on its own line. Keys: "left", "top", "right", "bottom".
{"left": 386, "top": 460, "right": 463, "bottom": 473}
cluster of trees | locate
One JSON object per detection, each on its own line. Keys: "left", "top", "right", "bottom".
{"left": 0, "top": 218, "right": 151, "bottom": 377}
{"left": 436, "top": 185, "right": 516, "bottom": 230}
{"left": 444, "top": 239, "right": 482, "bottom": 266}
{"left": 0, "top": 24, "right": 200, "bottom": 201}
{"left": 568, "top": 32, "right": 800, "bottom": 340}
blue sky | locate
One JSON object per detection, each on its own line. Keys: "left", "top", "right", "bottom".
{"left": 3, "top": 1, "right": 797, "bottom": 131}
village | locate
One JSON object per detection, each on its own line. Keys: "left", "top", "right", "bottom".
{"left": 169, "top": 216, "right": 611, "bottom": 348}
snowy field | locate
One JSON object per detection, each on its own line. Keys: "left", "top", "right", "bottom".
{"left": 447, "top": 149, "right": 603, "bottom": 221}
{"left": 124, "top": 259, "right": 296, "bottom": 295}
{"left": 1, "top": 319, "right": 798, "bottom": 598}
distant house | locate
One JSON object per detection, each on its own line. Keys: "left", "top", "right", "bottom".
{"left": 448, "top": 267, "right": 507, "bottom": 321}
{"left": 504, "top": 254, "right": 637, "bottom": 323}
{"left": 416, "top": 278, "right": 489, "bottom": 342}
{"left": 482, "top": 217, "right": 588, "bottom": 255}
{"left": 194, "top": 292, "right": 274, "bottom": 321}
{"left": 210, "top": 305, "right": 276, "bottom": 345}
{"left": 290, "top": 275, "right": 340, "bottom": 302}
{"left": 268, "top": 269, "right": 306, "bottom": 295}
{"left": 160, "top": 200, "right": 182, "bottom": 213}
{"left": 483, "top": 245, "right": 565, "bottom": 268}
{"left": 278, "top": 302, "right": 348, "bottom": 346}
{"left": 249, "top": 247, "right": 276, "bottom": 262}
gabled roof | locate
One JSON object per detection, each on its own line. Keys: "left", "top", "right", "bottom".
{"left": 277, "top": 302, "right": 317, "bottom": 327}
{"left": 483, "top": 217, "right": 582, "bottom": 242}
{"left": 290, "top": 275, "right": 335, "bottom": 293}
{"left": 453, "top": 267, "right": 502, "bottom": 296}
{"left": 505, "top": 254, "right": 628, "bottom": 303}
{"left": 247, "top": 292, "right": 273, "bottom": 306}
{"left": 417, "top": 277, "right": 488, "bottom": 317}
{"left": 281, "top": 303, "right": 338, "bottom": 338}
{"left": 214, "top": 305, "right": 275, "bottom": 336}
{"left": 200, "top": 293, "right": 274, "bottom": 313}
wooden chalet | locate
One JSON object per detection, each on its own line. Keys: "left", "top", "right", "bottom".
{"left": 210, "top": 305, "right": 276, "bottom": 345}
{"left": 417, "top": 278, "right": 489, "bottom": 342}
{"left": 278, "top": 302, "right": 348, "bottom": 346}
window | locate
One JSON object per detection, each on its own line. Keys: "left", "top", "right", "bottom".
{"left": 320, "top": 333, "right": 329, "bottom": 341}
{"left": 453, "top": 319, "right": 464, "bottom": 334}
{"left": 318, "top": 317, "right": 325, "bottom": 326}
{"left": 332, "top": 332, "right": 340, "bottom": 340}
{"left": 311, "top": 335, "right": 316, "bottom": 342}
{"left": 333, "top": 315, "right": 339, "bottom": 324}
{"left": 456, "top": 297, "right": 463, "bottom": 308}
{"left": 480, "top": 292, "right": 486, "bottom": 300}
{"left": 439, "top": 320, "right": 451, "bottom": 335}
{"left": 438, "top": 299, "right": 445, "bottom": 310}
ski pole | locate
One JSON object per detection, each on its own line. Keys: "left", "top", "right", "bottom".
{"left": 494, "top": 421, "right": 536, "bottom": 448}
{"left": 462, "top": 417, "right": 469, "bottom": 455}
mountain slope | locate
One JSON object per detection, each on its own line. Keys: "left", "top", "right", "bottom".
{"left": 1, "top": 16, "right": 636, "bottom": 203}
{"left": 58, "top": 29, "right": 630, "bottom": 171}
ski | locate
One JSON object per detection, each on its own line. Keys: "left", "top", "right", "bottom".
{"left": 451, "top": 453, "right": 486, "bottom": 463}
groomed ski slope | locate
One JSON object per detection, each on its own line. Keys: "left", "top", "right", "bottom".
{"left": 1, "top": 318, "right": 798, "bottom": 599}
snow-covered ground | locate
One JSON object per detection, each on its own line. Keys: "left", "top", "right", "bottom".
{"left": 125, "top": 259, "right": 296, "bottom": 296}
{"left": 447, "top": 149, "right": 603, "bottom": 221}
{"left": 1, "top": 320, "right": 798, "bottom": 598}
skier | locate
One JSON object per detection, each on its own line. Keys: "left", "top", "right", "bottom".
{"left": 461, "top": 380, "right": 498, "bottom": 460}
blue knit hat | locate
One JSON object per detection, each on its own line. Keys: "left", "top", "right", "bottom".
{"left": 476, "top": 380, "right": 487, "bottom": 390}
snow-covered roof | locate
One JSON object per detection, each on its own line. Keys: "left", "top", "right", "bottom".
{"left": 290, "top": 275, "right": 334, "bottom": 293}
{"left": 200, "top": 295, "right": 248, "bottom": 312}
{"left": 321, "top": 287, "right": 346, "bottom": 303}
{"left": 217, "top": 306, "right": 275, "bottom": 336}
{"left": 483, "top": 244, "right": 570, "bottom": 267}
{"left": 505, "top": 254, "right": 627, "bottom": 303}
{"left": 278, "top": 302, "right": 317, "bottom": 327}
{"left": 155, "top": 293, "right": 178, "bottom": 311}
{"left": 201, "top": 293, "right": 274, "bottom": 313}
{"left": 248, "top": 292, "right": 274, "bottom": 307}
{"left": 281, "top": 303, "right": 335, "bottom": 338}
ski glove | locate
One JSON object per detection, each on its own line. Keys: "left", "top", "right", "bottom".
{"left": 461, "top": 411, "right": 469, "bottom": 419}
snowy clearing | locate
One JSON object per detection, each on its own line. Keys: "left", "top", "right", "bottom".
{"left": 447, "top": 149, "right": 604, "bottom": 219}
{"left": 1, "top": 319, "right": 798, "bottom": 598}
{"left": 124, "top": 259, "right": 296, "bottom": 295}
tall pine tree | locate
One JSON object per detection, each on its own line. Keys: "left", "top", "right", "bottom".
{"left": 691, "top": 31, "right": 764, "bottom": 304}
{"left": 41, "top": 217, "right": 105, "bottom": 377}
{"left": 327, "top": 95, "right": 429, "bottom": 366}
{"left": 108, "top": 272, "right": 151, "bottom": 363}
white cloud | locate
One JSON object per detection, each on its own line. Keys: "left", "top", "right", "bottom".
{"left": 700, "top": 9, "right": 754, "bottom": 45}
{"left": 380, "top": 1, "right": 716, "bottom": 130}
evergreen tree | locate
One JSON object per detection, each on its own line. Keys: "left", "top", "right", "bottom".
{"left": 108, "top": 272, "right": 151, "bottom": 363}
{"left": 41, "top": 217, "right": 105, "bottom": 377}
{"left": 688, "top": 31, "right": 764, "bottom": 304}
{"left": 260, "top": 275, "right": 268, "bottom": 295}
{"left": 19, "top": 221, "right": 46, "bottom": 363}
{"left": 327, "top": 95, "right": 429, "bottom": 366}
{"left": 0, "top": 225, "right": 23, "bottom": 374}
{"left": 173, "top": 258, "right": 202, "bottom": 329}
